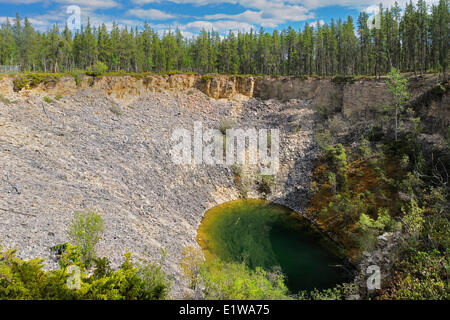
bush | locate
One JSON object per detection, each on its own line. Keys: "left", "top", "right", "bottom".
{"left": 13, "top": 76, "right": 29, "bottom": 91}
{"left": 180, "top": 246, "right": 204, "bottom": 290}
{"left": 325, "top": 144, "right": 347, "bottom": 171}
{"left": 314, "top": 128, "right": 335, "bottom": 151}
{"left": 67, "top": 210, "right": 104, "bottom": 267}
{"left": 70, "top": 70, "right": 84, "bottom": 86}
{"left": 86, "top": 61, "right": 108, "bottom": 77}
{"left": 401, "top": 198, "right": 424, "bottom": 239}
{"left": 43, "top": 96, "right": 53, "bottom": 103}
{"left": 359, "top": 138, "right": 372, "bottom": 159}
{"left": 355, "top": 209, "right": 401, "bottom": 251}
{"left": 231, "top": 163, "right": 242, "bottom": 177}
{"left": 0, "top": 246, "right": 171, "bottom": 300}
{"left": 297, "top": 283, "right": 357, "bottom": 300}
{"left": 180, "top": 249, "right": 290, "bottom": 300}
{"left": 199, "top": 259, "right": 289, "bottom": 300}
{"left": 258, "top": 175, "right": 274, "bottom": 194}
{"left": 325, "top": 144, "right": 348, "bottom": 188}
{"left": 379, "top": 249, "right": 448, "bottom": 300}
{"left": 314, "top": 104, "right": 337, "bottom": 119}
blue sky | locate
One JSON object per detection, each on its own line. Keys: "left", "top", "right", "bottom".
{"left": 0, "top": 0, "right": 439, "bottom": 37}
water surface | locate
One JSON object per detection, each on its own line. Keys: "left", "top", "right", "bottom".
{"left": 197, "top": 199, "right": 349, "bottom": 293}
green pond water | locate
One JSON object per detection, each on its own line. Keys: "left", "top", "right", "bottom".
{"left": 196, "top": 199, "right": 349, "bottom": 293}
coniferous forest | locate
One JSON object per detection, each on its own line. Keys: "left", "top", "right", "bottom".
{"left": 0, "top": 0, "right": 448, "bottom": 77}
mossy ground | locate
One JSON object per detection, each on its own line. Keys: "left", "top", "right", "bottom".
{"left": 307, "top": 155, "right": 405, "bottom": 262}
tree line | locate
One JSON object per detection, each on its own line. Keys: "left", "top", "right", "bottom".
{"left": 0, "top": 0, "right": 448, "bottom": 77}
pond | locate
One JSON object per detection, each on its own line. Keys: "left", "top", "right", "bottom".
{"left": 196, "top": 199, "right": 350, "bottom": 293}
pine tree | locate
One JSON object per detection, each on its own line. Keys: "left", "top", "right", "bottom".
{"left": 0, "top": 1, "right": 446, "bottom": 76}
{"left": 386, "top": 67, "right": 411, "bottom": 140}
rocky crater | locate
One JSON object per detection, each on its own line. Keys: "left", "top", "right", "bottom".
{"left": 0, "top": 76, "right": 322, "bottom": 298}
{"left": 0, "top": 73, "right": 446, "bottom": 298}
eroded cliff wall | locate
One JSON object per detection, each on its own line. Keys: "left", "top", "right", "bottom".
{"left": 1, "top": 73, "right": 446, "bottom": 133}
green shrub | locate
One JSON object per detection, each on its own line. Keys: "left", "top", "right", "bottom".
{"left": 0, "top": 246, "right": 170, "bottom": 300}
{"left": 67, "top": 210, "right": 104, "bottom": 267}
{"left": 401, "top": 198, "right": 424, "bottom": 239}
{"left": 325, "top": 144, "right": 348, "bottom": 188}
{"left": 314, "top": 104, "right": 337, "bottom": 119}
{"left": 13, "top": 76, "right": 29, "bottom": 91}
{"left": 238, "top": 181, "right": 249, "bottom": 198}
{"left": 355, "top": 208, "right": 401, "bottom": 251}
{"left": 359, "top": 138, "right": 372, "bottom": 159}
{"left": 331, "top": 75, "right": 356, "bottom": 84}
{"left": 93, "top": 257, "right": 113, "bottom": 279}
{"left": 55, "top": 94, "right": 63, "bottom": 101}
{"left": 258, "top": 175, "right": 274, "bottom": 194}
{"left": 298, "top": 283, "right": 357, "bottom": 300}
{"left": 180, "top": 249, "right": 290, "bottom": 300}
{"left": 43, "top": 96, "right": 53, "bottom": 103}
{"left": 135, "top": 257, "right": 171, "bottom": 300}
{"left": 328, "top": 115, "right": 347, "bottom": 136}
{"left": 325, "top": 144, "right": 347, "bottom": 170}
{"left": 70, "top": 70, "right": 84, "bottom": 86}
{"left": 231, "top": 163, "right": 242, "bottom": 177}
{"left": 314, "top": 128, "right": 335, "bottom": 151}
{"left": 180, "top": 246, "right": 204, "bottom": 290}
{"left": 86, "top": 61, "right": 108, "bottom": 77}
{"left": 379, "top": 249, "right": 448, "bottom": 300}
{"left": 13, "top": 73, "right": 64, "bottom": 92}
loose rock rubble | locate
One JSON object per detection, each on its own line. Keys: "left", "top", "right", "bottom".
{"left": 0, "top": 87, "right": 319, "bottom": 298}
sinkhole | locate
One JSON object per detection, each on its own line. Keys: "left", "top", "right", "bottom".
{"left": 196, "top": 199, "right": 351, "bottom": 293}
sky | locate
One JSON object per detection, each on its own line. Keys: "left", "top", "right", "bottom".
{"left": 0, "top": 0, "right": 440, "bottom": 37}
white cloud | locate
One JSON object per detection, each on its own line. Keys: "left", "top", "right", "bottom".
{"left": 130, "top": 0, "right": 441, "bottom": 11}
{"left": 54, "top": 0, "right": 120, "bottom": 9}
{"left": 203, "top": 2, "right": 313, "bottom": 28}
{"left": 127, "top": 8, "right": 176, "bottom": 20}
{"left": 2, "top": 0, "right": 442, "bottom": 36}
{"left": 184, "top": 20, "right": 255, "bottom": 33}
{"left": 311, "top": 19, "right": 325, "bottom": 28}
{"left": 0, "top": 16, "right": 14, "bottom": 24}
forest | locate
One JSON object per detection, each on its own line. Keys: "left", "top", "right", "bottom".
{"left": 0, "top": 0, "right": 448, "bottom": 77}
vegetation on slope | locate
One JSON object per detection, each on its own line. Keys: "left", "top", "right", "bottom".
{"left": 309, "top": 68, "right": 449, "bottom": 299}
{"left": 0, "top": 211, "right": 170, "bottom": 300}
{"left": 180, "top": 246, "right": 356, "bottom": 300}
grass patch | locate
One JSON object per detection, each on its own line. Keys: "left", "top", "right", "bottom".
{"left": 43, "top": 96, "right": 53, "bottom": 103}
